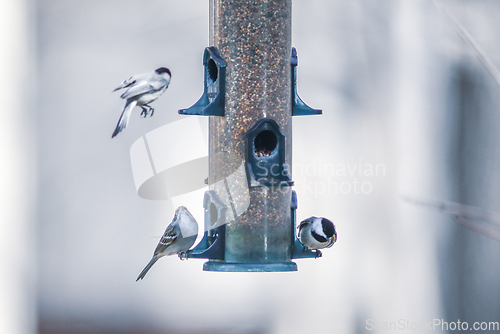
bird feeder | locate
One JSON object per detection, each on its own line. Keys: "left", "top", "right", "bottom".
{"left": 180, "top": 0, "right": 322, "bottom": 271}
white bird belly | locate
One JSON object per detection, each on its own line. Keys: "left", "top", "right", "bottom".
{"left": 136, "top": 88, "right": 166, "bottom": 106}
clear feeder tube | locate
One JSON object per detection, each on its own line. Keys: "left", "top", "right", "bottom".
{"left": 208, "top": 0, "right": 294, "bottom": 268}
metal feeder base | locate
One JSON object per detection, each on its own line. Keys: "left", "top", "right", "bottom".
{"left": 203, "top": 261, "right": 297, "bottom": 272}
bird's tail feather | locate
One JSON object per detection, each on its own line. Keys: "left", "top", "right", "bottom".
{"left": 111, "top": 100, "right": 136, "bottom": 138}
{"left": 136, "top": 256, "right": 159, "bottom": 281}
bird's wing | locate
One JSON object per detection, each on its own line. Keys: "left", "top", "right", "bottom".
{"left": 297, "top": 218, "right": 313, "bottom": 233}
{"left": 113, "top": 77, "right": 134, "bottom": 92}
{"left": 120, "top": 77, "right": 167, "bottom": 100}
{"left": 153, "top": 223, "right": 178, "bottom": 254}
{"left": 113, "top": 72, "right": 151, "bottom": 92}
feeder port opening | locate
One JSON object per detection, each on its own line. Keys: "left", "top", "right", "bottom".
{"left": 254, "top": 130, "right": 277, "bottom": 157}
{"left": 207, "top": 59, "right": 218, "bottom": 82}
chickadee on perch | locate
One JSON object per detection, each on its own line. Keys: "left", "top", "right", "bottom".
{"left": 112, "top": 67, "right": 171, "bottom": 138}
{"left": 136, "top": 206, "right": 198, "bottom": 281}
{"left": 298, "top": 217, "right": 337, "bottom": 257}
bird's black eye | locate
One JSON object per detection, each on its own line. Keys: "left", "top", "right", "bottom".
{"left": 321, "top": 218, "right": 335, "bottom": 238}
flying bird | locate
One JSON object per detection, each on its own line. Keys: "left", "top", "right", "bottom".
{"left": 112, "top": 67, "right": 171, "bottom": 138}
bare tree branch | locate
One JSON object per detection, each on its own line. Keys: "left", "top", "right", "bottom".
{"left": 433, "top": 0, "right": 500, "bottom": 87}
{"left": 455, "top": 216, "right": 500, "bottom": 241}
{"left": 401, "top": 195, "right": 500, "bottom": 226}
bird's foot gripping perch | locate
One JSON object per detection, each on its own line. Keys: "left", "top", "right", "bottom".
{"left": 302, "top": 246, "right": 322, "bottom": 259}
{"left": 178, "top": 251, "right": 189, "bottom": 261}
{"left": 314, "top": 249, "right": 322, "bottom": 259}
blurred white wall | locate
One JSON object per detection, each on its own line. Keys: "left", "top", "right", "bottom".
{"left": 0, "top": 0, "right": 37, "bottom": 334}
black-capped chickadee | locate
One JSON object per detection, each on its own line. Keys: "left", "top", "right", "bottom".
{"left": 112, "top": 67, "right": 171, "bottom": 138}
{"left": 298, "top": 216, "right": 337, "bottom": 256}
{"left": 136, "top": 206, "right": 198, "bottom": 281}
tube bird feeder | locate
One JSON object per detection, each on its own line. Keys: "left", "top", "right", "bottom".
{"left": 180, "top": 0, "right": 322, "bottom": 271}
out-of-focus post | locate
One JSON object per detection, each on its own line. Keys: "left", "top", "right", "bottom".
{"left": 0, "top": 0, "right": 36, "bottom": 332}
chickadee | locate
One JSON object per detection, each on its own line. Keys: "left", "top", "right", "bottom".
{"left": 112, "top": 67, "right": 171, "bottom": 138}
{"left": 298, "top": 217, "right": 337, "bottom": 256}
{"left": 136, "top": 206, "right": 198, "bottom": 281}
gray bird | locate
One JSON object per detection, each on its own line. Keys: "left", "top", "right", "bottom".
{"left": 136, "top": 206, "right": 198, "bottom": 281}
{"left": 112, "top": 67, "right": 171, "bottom": 138}
{"left": 298, "top": 216, "right": 337, "bottom": 256}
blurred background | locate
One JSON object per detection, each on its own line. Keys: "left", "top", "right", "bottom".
{"left": 2, "top": 0, "right": 500, "bottom": 333}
